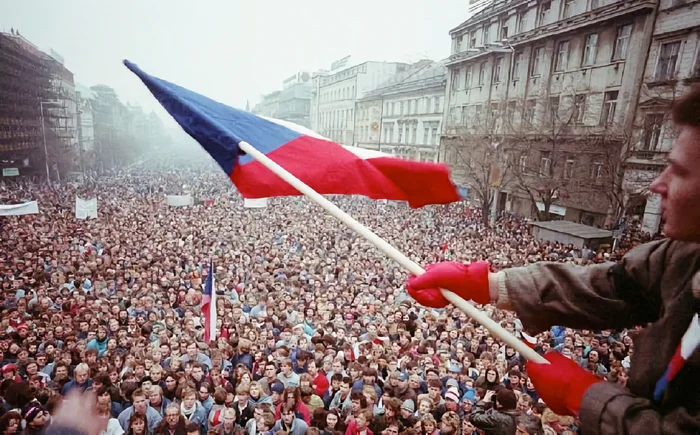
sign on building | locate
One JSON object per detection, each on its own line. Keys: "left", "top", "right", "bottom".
{"left": 2, "top": 168, "right": 19, "bottom": 177}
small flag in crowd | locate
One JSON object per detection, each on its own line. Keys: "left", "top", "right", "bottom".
{"left": 201, "top": 261, "right": 217, "bottom": 343}
{"left": 124, "top": 61, "right": 461, "bottom": 208}
{"left": 522, "top": 331, "right": 538, "bottom": 349}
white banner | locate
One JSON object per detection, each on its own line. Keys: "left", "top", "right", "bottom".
{"left": 166, "top": 194, "right": 193, "bottom": 207}
{"left": 0, "top": 201, "right": 39, "bottom": 216}
{"left": 244, "top": 198, "right": 268, "bottom": 208}
{"left": 75, "top": 197, "right": 98, "bottom": 220}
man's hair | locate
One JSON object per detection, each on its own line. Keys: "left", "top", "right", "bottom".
{"left": 428, "top": 378, "right": 441, "bottom": 389}
{"left": 131, "top": 388, "right": 146, "bottom": 400}
{"left": 261, "top": 411, "right": 276, "bottom": 430}
{"left": 672, "top": 86, "right": 700, "bottom": 127}
{"left": 184, "top": 422, "right": 200, "bottom": 434}
{"left": 496, "top": 388, "right": 517, "bottom": 411}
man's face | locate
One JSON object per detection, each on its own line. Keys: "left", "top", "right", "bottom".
{"left": 650, "top": 125, "right": 700, "bottom": 241}
{"left": 149, "top": 391, "right": 162, "bottom": 406}
{"left": 340, "top": 382, "right": 351, "bottom": 397}
{"left": 75, "top": 368, "right": 89, "bottom": 384}
{"left": 282, "top": 411, "right": 295, "bottom": 425}
{"left": 187, "top": 344, "right": 197, "bottom": 357}
{"left": 192, "top": 367, "right": 203, "bottom": 381}
{"left": 133, "top": 394, "right": 148, "bottom": 413}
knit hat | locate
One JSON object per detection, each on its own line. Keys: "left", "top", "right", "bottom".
{"left": 22, "top": 402, "right": 45, "bottom": 423}
{"left": 445, "top": 387, "right": 460, "bottom": 403}
{"left": 445, "top": 378, "right": 459, "bottom": 390}
{"left": 401, "top": 400, "right": 415, "bottom": 413}
{"left": 462, "top": 388, "right": 476, "bottom": 403}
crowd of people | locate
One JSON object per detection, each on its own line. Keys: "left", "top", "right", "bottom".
{"left": 0, "top": 166, "right": 655, "bottom": 435}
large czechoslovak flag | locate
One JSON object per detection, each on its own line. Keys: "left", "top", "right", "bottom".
{"left": 124, "top": 61, "right": 461, "bottom": 208}
{"left": 201, "top": 262, "right": 216, "bottom": 343}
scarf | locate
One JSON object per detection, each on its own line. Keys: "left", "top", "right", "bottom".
{"left": 180, "top": 402, "right": 196, "bottom": 420}
{"left": 653, "top": 313, "right": 700, "bottom": 402}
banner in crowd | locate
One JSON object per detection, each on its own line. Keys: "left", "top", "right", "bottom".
{"left": 243, "top": 198, "right": 268, "bottom": 208}
{"left": 166, "top": 194, "right": 194, "bottom": 207}
{"left": 75, "top": 197, "right": 98, "bottom": 220}
{"left": 0, "top": 201, "right": 39, "bottom": 216}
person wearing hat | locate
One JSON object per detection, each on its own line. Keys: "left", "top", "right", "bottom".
{"left": 22, "top": 401, "right": 49, "bottom": 435}
{"left": 399, "top": 399, "right": 414, "bottom": 420}
{"left": 394, "top": 372, "right": 416, "bottom": 405}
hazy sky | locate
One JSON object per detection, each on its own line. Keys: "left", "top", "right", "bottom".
{"left": 1, "top": 0, "right": 468, "bottom": 127}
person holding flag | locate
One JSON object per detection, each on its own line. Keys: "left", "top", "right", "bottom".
{"left": 405, "top": 89, "right": 700, "bottom": 434}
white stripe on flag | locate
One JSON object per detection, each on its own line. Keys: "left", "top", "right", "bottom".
{"left": 209, "top": 266, "right": 216, "bottom": 342}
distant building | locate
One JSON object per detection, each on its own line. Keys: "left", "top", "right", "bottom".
{"left": 310, "top": 59, "right": 411, "bottom": 145}
{"left": 355, "top": 61, "right": 446, "bottom": 162}
{"left": 625, "top": 0, "right": 700, "bottom": 234}
{"left": 253, "top": 72, "right": 312, "bottom": 128}
{"left": 441, "top": 0, "right": 656, "bottom": 227}
{"left": 0, "top": 31, "right": 77, "bottom": 180}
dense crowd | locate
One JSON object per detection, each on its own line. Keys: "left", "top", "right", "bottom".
{"left": 0, "top": 167, "right": 655, "bottom": 435}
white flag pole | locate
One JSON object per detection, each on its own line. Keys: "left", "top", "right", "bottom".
{"left": 237, "top": 141, "right": 547, "bottom": 364}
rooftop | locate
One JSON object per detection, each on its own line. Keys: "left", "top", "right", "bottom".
{"left": 528, "top": 220, "right": 613, "bottom": 239}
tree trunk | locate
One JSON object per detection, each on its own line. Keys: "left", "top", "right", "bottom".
{"left": 481, "top": 200, "right": 491, "bottom": 227}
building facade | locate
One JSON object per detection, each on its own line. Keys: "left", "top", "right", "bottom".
{"left": 441, "top": 0, "right": 656, "bottom": 226}
{"left": 355, "top": 61, "right": 446, "bottom": 162}
{"left": 253, "top": 72, "right": 312, "bottom": 127}
{"left": 624, "top": 0, "right": 700, "bottom": 234}
{"left": 310, "top": 60, "right": 410, "bottom": 145}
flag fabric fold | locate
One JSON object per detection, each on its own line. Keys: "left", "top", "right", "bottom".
{"left": 123, "top": 60, "right": 460, "bottom": 208}
{"left": 202, "top": 262, "right": 216, "bottom": 343}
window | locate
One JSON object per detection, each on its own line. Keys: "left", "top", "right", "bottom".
{"left": 517, "top": 11, "right": 527, "bottom": 33}
{"left": 431, "top": 126, "right": 439, "bottom": 145}
{"left": 519, "top": 155, "right": 528, "bottom": 173}
{"left": 411, "top": 100, "right": 417, "bottom": 114}
{"left": 538, "top": 1, "right": 551, "bottom": 26}
{"left": 574, "top": 94, "right": 587, "bottom": 123}
{"left": 655, "top": 41, "right": 681, "bottom": 81}
{"left": 400, "top": 101, "right": 406, "bottom": 115}
{"left": 582, "top": 34, "right": 598, "bottom": 67}
{"left": 397, "top": 124, "right": 403, "bottom": 143}
{"left": 474, "top": 104, "right": 483, "bottom": 124}
{"left": 482, "top": 25, "right": 490, "bottom": 45}
{"left": 563, "top": 0, "right": 575, "bottom": 18}
{"left": 602, "top": 91, "right": 618, "bottom": 125}
{"left": 531, "top": 47, "right": 544, "bottom": 76}
{"left": 411, "top": 124, "right": 417, "bottom": 144}
{"left": 391, "top": 102, "right": 396, "bottom": 115}
{"left": 466, "top": 66, "right": 473, "bottom": 87}
{"left": 549, "top": 96, "right": 560, "bottom": 122}
{"left": 479, "top": 61, "right": 487, "bottom": 84}
{"left": 423, "top": 126, "right": 430, "bottom": 144}
{"left": 494, "top": 57, "right": 504, "bottom": 82}
{"left": 435, "top": 97, "right": 442, "bottom": 113}
{"left": 555, "top": 41, "right": 570, "bottom": 71}
{"left": 539, "top": 151, "right": 552, "bottom": 177}
{"left": 470, "top": 30, "right": 477, "bottom": 48}
{"left": 588, "top": 0, "right": 599, "bottom": 10}
{"left": 642, "top": 114, "right": 664, "bottom": 151}
{"left": 387, "top": 125, "right": 393, "bottom": 143}
{"left": 590, "top": 162, "right": 603, "bottom": 182}
{"left": 426, "top": 98, "right": 432, "bottom": 113}
{"left": 564, "top": 159, "right": 575, "bottom": 179}
{"left": 501, "top": 20, "right": 509, "bottom": 40}
{"left": 613, "top": 25, "right": 632, "bottom": 61}
{"left": 524, "top": 100, "right": 536, "bottom": 125}
{"left": 507, "top": 101, "right": 517, "bottom": 124}
{"left": 512, "top": 52, "right": 523, "bottom": 80}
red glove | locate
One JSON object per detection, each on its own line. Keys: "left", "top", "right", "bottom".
{"left": 407, "top": 261, "right": 491, "bottom": 308}
{"left": 526, "top": 352, "right": 601, "bottom": 417}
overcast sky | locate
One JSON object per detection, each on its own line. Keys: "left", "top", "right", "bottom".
{"left": 2, "top": 0, "right": 468, "bottom": 127}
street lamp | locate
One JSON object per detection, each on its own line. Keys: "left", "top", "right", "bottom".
{"left": 39, "top": 100, "right": 61, "bottom": 182}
